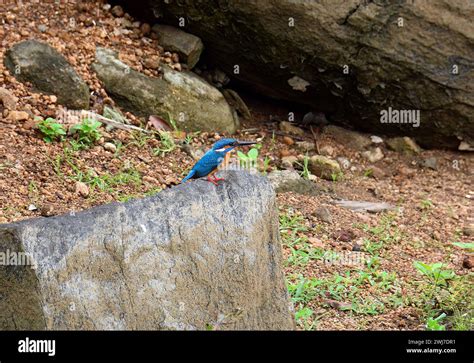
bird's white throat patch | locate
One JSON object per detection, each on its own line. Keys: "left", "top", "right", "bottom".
{"left": 215, "top": 147, "right": 227, "bottom": 152}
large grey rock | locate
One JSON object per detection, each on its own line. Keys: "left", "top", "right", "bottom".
{"left": 0, "top": 171, "right": 293, "bottom": 330}
{"left": 4, "top": 40, "right": 89, "bottom": 109}
{"left": 92, "top": 47, "right": 238, "bottom": 134}
{"left": 152, "top": 24, "right": 204, "bottom": 69}
{"left": 141, "top": 1, "right": 474, "bottom": 148}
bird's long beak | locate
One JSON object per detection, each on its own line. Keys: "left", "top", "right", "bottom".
{"left": 235, "top": 140, "right": 256, "bottom": 146}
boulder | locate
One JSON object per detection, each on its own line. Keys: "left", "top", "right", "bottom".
{"left": 0, "top": 171, "right": 294, "bottom": 330}
{"left": 138, "top": 1, "right": 474, "bottom": 148}
{"left": 152, "top": 24, "right": 204, "bottom": 69}
{"left": 92, "top": 47, "right": 238, "bottom": 134}
{"left": 4, "top": 40, "right": 90, "bottom": 109}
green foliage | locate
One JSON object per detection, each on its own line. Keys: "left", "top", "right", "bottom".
{"left": 38, "top": 117, "right": 66, "bottom": 143}
{"left": 413, "top": 261, "right": 455, "bottom": 287}
{"left": 237, "top": 146, "right": 259, "bottom": 168}
{"left": 70, "top": 118, "right": 102, "bottom": 148}
{"left": 153, "top": 131, "right": 176, "bottom": 156}
{"left": 426, "top": 313, "right": 446, "bottom": 331}
{"left": 331, "top": 171, "right": 343, "bottom": 182}
{"left": 452, "top": 242, "right": 474, "bottom": 252}
{"left": 296, "top": 154, "right": 310, "bottom": 180}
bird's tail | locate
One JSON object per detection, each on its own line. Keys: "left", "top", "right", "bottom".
{"left": 181, "top": 169, "right": 196, "bottom": 183}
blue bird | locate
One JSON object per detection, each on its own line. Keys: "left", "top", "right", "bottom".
{"left": 181, "top": 138, "right": 255, "bottom": 185}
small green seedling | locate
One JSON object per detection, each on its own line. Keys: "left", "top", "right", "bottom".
{"left": 237, "top": 145, "right": 259, "bottom": 168}
{"left": 426, "top": 313, "right": 446, "bottom": 331}
{"left": 38, "top": 117, "right": 66, "bottom": 143}
{"left": 413, "top": 261, "right": 455, "bottom": 286}
{"left": 70, "top": 118, "right": 102, "bottom": 148}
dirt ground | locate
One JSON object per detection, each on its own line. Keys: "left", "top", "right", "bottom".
{"left": 0, "top": 0, "right": 472, "bottom": 330}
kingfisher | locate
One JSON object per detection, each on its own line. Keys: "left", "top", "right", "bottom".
{"left": 181, "top": 138, "right": 256, "bottom": 186}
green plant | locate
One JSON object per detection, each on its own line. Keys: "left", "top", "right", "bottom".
{"left": 420, "top": 199, "right": 433, "bottom": 210}
{"left": 237, "top": 146, "right": 259, "bottom": 168}
{"left": 296, "top": 154, "right": 310, "bottom": 180}
{"left": 413, "top": 261, "right": 455, "bottom": 287}
{"left": 70, "top": 118, "right": 102, "bottom": 148}
{"left": 452, "top": 242, "right": 474, "bottom": 252}
{"left": 38, "top": 117, "right": 66, "bottom": 143}
{"left": 153, "top": 131, "right": 176, "bottom": 156}
{"left": 426, "top": 313, "right": 446, "bottom": 331}
{"left": 331, "top": 171, "right": 343, "bottom": 182}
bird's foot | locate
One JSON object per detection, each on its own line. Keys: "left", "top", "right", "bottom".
{"left": 213, "top": 176, "right": 225, "bottom": 182}
{"left": 207, "top": 175, "right": 219, "bottom": 186}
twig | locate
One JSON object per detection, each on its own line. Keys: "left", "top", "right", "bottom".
{"left": 79, "top": 110, "right": 150, "bottom": 133}
{"left": 310, "top": 125, "right": 320, "bottom": 154}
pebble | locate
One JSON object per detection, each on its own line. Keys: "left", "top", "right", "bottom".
{"left": 420, "top": 157, "right": 438, "bottom": 170}
{"left": 279, "top": 121, "right": 305, "bottom": 136}
{"left": 111, "top": 5, "right": 124, "bottom": 17}
{"left": 462, "top": 224, "right": 474, "bottom": 236}
{"left": 281, "top": 156, "right": 298, "bottom": 170}
{"left": 362, "top": 147, "right": 384, "bottom": 163}
{"left": 40, "top": 204, "right": 55, "bottom": 217}
{"left": 462, "top": 255, "right": 473, "bottom": 269}
{"left": 314, "top": 207, "right": 332, "bottom": 223}
{"left": 75, "top": 181, "right": 90, "bottom": 197}
{"left": 7, "top": 110, "right": 29, "bottom": 121}
{"left": 103, "top": 142, "right": 117, "bottom": 153}
{"left": 319, "top": 144, "right": 334, "bottom": 157}
{"left": 282, "top": 136, "right": 294, "bottom": 146}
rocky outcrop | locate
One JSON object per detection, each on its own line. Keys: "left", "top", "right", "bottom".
{"left": 4, "top": 40, "right": 90, "bottom": 109}
{"left": 134, "top": 1, "right": 474, "bottom": 148}
{"left": 92, "top": 47, "right": 238, "bottom": 134}
{"left": 0, "top": 171, "right": 294, "bottom": 330}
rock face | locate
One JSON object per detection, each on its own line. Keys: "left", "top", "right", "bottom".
{"left": 152, "top": 24, "right": 204, "bottom": 69}
{"left": 4, "top": 40, "right": 90, "bottom": 109}
{"left": 137, "top": 1, "right": 474, "bottom": 148}
{"left": 92, "top": 47, "right": 238, "bottom": 134}
{"left": 0, "top": 171, "right": 294, "bottom": 330}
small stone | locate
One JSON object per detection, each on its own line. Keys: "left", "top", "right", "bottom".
{"left": 49, "top": 95, "right": 57, "bottom": 103}
{"left": 38, "top": 24, "right": 48, "bottom": 33}
{"left": 314, "top": 207, "right": 332, "bottom": 223}
{"left": 367, "top": 166, "right": 386, "bottom": 179}
{"left": 362, "top": 147, "right": 384, "bottom": 163}
{"left": 40, "top": 204, "right": 55, "bottom": 217}
{"left": 386, "top": 136, "right": 422, "bottom": 154}
{"left": 333, "top": 229, "right": 355, "bottom": 242}
{"left": 172, "top": 63, "right": 182, "bottom": 72}
{"left": 103, "top": 142, "right": 117, "bottom": 153}
{"left": 143, "top": 176, "right": 158, "bottom": 184}
{"left": 352, "top": 243, "right": 362, "bottom": 251}
{"left": 75, "top": 181, "right": 89, "bottom": 197}
{"left": 337, "top": 157, "right": 351, "bottom": 169}
{"left": 295, "top": 141, "right": 315, "bottom": 152}
{"left": 7, "top": 110, "right": 29, "bottom": 121}
{"left": 279, "top": 121, "right": 305, "bottom": 136}
{"left": 281, "top": 156, "right": 298, "bottom": 170}
{"left": 420, "top": 157, "right": 438, "bottom": 170}
{"left": 462, "top": 224, "right": 474, "bottom": 236}
{"left": 308, "top": 237, "right": 324, "bottom": 248}
{"left": 323, "top": 125, "right": 371, "bottom": 150}
{"left": 0, "top": 87, "right": 18, "bottom": 110}
{"left": 102, "top": 3, "right": 111, "bottom": 11}
{"left": 308, "top": 155, "right": 341, "bottom": 180}
{"left": 111, "top": 5, "right": 124, "bottom": 17}
{"left": 370, "top": 135, "right": 384, "bottom": 144}
{"left": 144, "top": 56, "right": 160, "bottom": 70}
{"left": 319, "top": 144, "right": 334, "bottom": 157}
{"left": 282, "top": 136, "right": 294, "bottom": 145}
{"left": 280, "top": 149, "right": 291, "bottom": 158}
{"left": 27, "top": 204, "right": 38, "bottom": 211}
{"left": 140, "top": 23, "right": 151, "bottom": 36}
{"left": 462, "top": 255, "right": 473, "bottom": 269}
{"left": 458, "top": 141, "right": 474, "bottom": 151}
